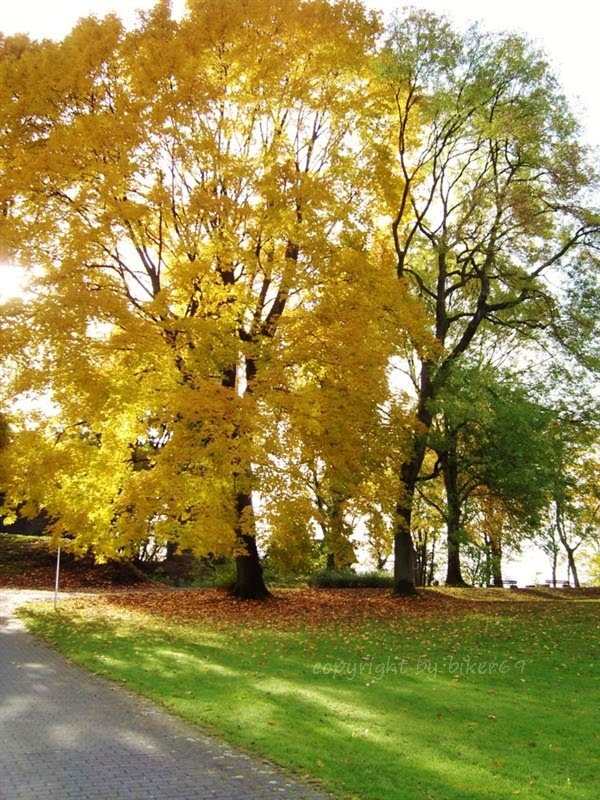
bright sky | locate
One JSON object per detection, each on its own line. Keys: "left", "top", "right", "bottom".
{"left": 0, "top": 0, "right": 598, "bottom": 147}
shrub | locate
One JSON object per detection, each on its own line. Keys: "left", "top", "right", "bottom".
{"left": 307, "top": 569, "right": 394, "bottom": 589}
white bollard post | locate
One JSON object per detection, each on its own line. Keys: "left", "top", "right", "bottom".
{"left": 54, "top": 546, "right": 61, "bottom": 610}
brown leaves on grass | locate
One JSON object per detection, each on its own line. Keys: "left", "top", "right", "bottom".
{"left": 82, "top": 587, "right": 542, "bottom": 629}
{"left": 0, "top": 559, "right": 146, "bottom": 591}
{"left": 108, "top": 587, "right": 420, "bottom": 626}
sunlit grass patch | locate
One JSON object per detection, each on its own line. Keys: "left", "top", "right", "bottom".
{"left": 20, "top": 592, "right": 600, "bottom": 800}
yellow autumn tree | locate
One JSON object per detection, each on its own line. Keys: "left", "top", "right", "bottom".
{"left": 0, "top": 0, "right": 382, "bottom": 597}
{"left": 256, "top": 233, "right": 410, "bottom": 574}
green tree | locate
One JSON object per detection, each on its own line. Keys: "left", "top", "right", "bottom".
{"left": 419, "top": 364, "right": 554, "bottom": 586}
{"left": 545, "top": 419, "right": 599, "bottom": 587}
{"left": 378, "top": 10, "right": 599, "bottom": 594}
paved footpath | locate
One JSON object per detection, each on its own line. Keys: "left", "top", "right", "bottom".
{"left": 0, "top": 590, "right": 331, "bottom": 800}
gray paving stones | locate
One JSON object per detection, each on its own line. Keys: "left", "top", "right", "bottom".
{"left": 0, "top": 590, "right": 330, "bottom": 800}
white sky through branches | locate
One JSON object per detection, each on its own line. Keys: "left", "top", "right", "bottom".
{"left": 0, "top": 0, "right": 597, "bottom": 147}
{"left": 1, "top": 0, "right": 597, "bottom": 304}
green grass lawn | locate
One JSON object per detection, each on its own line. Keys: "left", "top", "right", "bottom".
{"left": 19, "top": 590, "right": 600, "bottom": 800}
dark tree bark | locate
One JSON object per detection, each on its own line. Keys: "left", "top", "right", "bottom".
{"left": 428, "top": 537, "right": 436, "bottom": 585}
{"left": 393, "top": 456, "right": 420, "bottom": 595}
{"left": 221, "top": 360, "right": 271, "bottom": 600}
{"left": 224, "top": 239, "right": 297, "bottom": 600}
{"left": 551, "top": 552, "right": 557, "bottom": 587}
{"left": 319, "top": 492, "right": 354, "bottom": 572}
{"left": 490, "top": 536, "right": 504, "bottom": 587}
{"left": 555, "top": 501, "right": 581, "bottom": 588}
{"left": 414, "top": 532, "right": 427, "bottom": 586}
{"left": 165, "top": 541, "right": 178, "bottom": 560}
{"left": 229, "top": 490, "right": 271, "bottom": 600}
{"left": 441, "top": 439, "right": 468, "bottom": 587}
{"left": 446, "top": 534, "right": 467, "bottom": 586}
{"left": 414, "top": 526, "right": 437, "bottom": 586}
{"left": 392, "top": 364, "right": 436, "bottom": 595}
{"left": 393, "top": 526, "right": 418, "bottom": 595}
{"left": 564, "top": 548, "right": 580, "bottom": 588}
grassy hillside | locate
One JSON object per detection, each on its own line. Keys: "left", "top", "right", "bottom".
{"left": 21, "top": 587, "right": 600, "bottom": 800}
{"left": 0, "top": 533, "right": 146, "bottom": 589}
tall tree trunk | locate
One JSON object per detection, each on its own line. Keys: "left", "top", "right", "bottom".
{"left": 221, "top": 364, "right": 270, "bottom": 600}
{"left": 446, "top": 534, "right": 466, "bottom": 586}
{"left": 323, "top": 493, "right": 354, "bottom": 571}
{"left": 393, "top": 526, "right": 417, "bottom": 595}
{"left": 564, "top": 547, "right": 580, "bottom": 588}
{"left": 414, "top": 531, "right": 427, "bottom": 586}
{"left": 555, "top": 501, "right": 581, "bottom": 588}
{"left": 165, "top": 541, "right": 178, "bottom": 560}
{"left": 490, "top": 536, "right": 504, "bottom": 588}
{"left": 442, "top": 440, "right": 468, "bottom": 587}
{"left": 229, "top": 489, "right": 271, "bottom": 600}
{"left": 393, "top": 458, "right": 419, "bottom": 595}
{"left": 393, "top": 364, "right": 436, "bottom": 596}
{"left": 428, "top": 537, "right": 436, "bottom": 586}
{"left": 483, "top": 533, "right": 492, "bottom": 587}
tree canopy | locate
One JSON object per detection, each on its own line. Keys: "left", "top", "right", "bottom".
{"left": 380, "top": 9, "right": 599, "bottom": 592}
{"left": 1, "top": 1, "right": 598, "bottom": 596}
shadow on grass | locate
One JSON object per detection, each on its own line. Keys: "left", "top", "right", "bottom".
{"left": 18, "top": 600, "right": 600, "bottom": 800}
